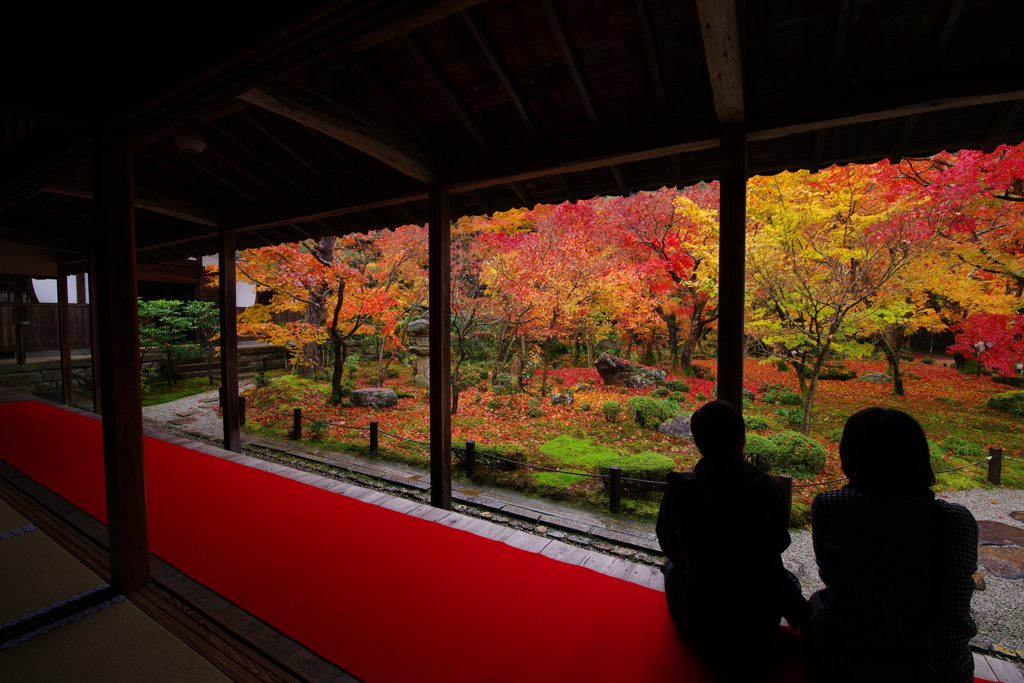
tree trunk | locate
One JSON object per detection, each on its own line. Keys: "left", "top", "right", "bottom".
{"left": 166, "top": 345, "right": 175, "bottom": 387}
{"left": 301, "top": 236, "right": 335, "bottom": 378}
{"left": 510, "top": 352, "right": 523, "bottom": 393}
{"left": 800, "top": 345, "right": 832, "bottom": 435}
{"left": 879, "top": 326, "right": 906, "bottom": 396}
{"left": 664, "top": 312, "right": 679, "bottom": 371}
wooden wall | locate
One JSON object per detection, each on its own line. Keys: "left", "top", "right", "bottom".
{"left": 0, "top": 304, "right": 91, "bottom": 352}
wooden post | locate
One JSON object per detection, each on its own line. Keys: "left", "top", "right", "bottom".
{"left": 369, "top": 421, "right": 378, "bottom": 454}
{"left": 238, "top": 395, "right": 246, "bottom": 426}
{"left": 717, "top": 127, "right": 747, "bottom": 412}
{"left": 988, "top": 447, "right": 1003, "bottom": 486}
{"left": 465, "top": 440, "right": 476, "bottom": 478}
{"left": 93, "top": 129, "right": 150, "bottom": 593}
{"left": 75, "top": 273, "right": 86, "bottom": 305}
{"left": 88, "top": 257, "right": 102, "bottom": 414}
{"left": 428, "top": 188, "right": 452, "bottom": 510}
{"left": 219, "top": 232, "right": 241, "bottom": 453}
{"left": 13, "top": 276, "right": 26, "bottom": 365}
{"left": 57, "top": 266, "right": 74, "bottom": 406}
{"left": 609, "top": 465, "right": 622, "bottom": 513}
{"left": 293, "top": 408, "right": 303, "bottom": 440}
{"left": 775, "top": 473, "right": 793, "bottom": 527}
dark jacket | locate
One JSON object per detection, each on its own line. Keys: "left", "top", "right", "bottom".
{"left": 656, "top": 458, "right": 792, "bottom": 642}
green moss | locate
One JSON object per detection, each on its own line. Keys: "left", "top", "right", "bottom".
{"left": 664, "top": 380, "right": 690, "bottom": 393}
{"left": 624, "top": 396, "right": 678, "bottom": 429}
{"left": 141, "top": 377, "right": 219, "bottom": 406}
{"left": 986, "top": 390, "right": 1024, "bottom": 412}
{"left": 596, "top": 451, "right": 675, "bottom": 489}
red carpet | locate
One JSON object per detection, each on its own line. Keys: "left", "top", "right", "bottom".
{"left": 0, "top": 401, "right": 993, "bottom": 683}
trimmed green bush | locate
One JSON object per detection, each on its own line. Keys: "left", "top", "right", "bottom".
{"left": 775, "top": 407, "right": 804, "bottom": 428}
{"left": 695, "top": 392, "right": 707, "bottom": 402}
{"left": 601, "top": 400, "right": 621, "bottom": 423}
{"left": 768, "top": 430, "right": 828, "bottom": 478}
{"left": 664, "top": 379, "right": 690, "bottom": 392}
{"left": 827, "top": 428, "right": 844, "bottom": 443}
{"left": 819, "top": 362, "right": 856, "bottom": 381}
{"left": 986, "top": 390, "right": 1024, "bottom": 412}
{"left": 668, "top": 391, "right": 687, "bottom": 402}
{"left": 578, "top": 402, "right": 592, "bottom": 411}
{"left": 526, "top": 397, "right": 544, "bottom": 418}
{"left": 597, "top": 451, "right": 675, "bottom": 490}
{"left": 745, "top": 433, "right": 779, "bottom": 472}
{"left": 652, "top": 387, "right": 671, "bottom": 398}
{"left": 744, "top": 415, "right": 770, "bottom": 431}
{"left": 790, "top": 501, "right": 811, "bottom": 528}
{"left": 920, "top": 357, "right": 935, "bottom": 364}
{"left": 624, "top": 396, "right": 679, "bottom": 429}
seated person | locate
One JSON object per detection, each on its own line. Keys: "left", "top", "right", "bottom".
{"left": 807, "top": 407, "right": 977, "bottom": 683}
{"left": 656, "top": 399, "right": 806, "bottom": 659}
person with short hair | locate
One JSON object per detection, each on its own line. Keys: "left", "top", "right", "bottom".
{"left": 807, "top": 407, "right": 977, "bottom": 683}
{"left": 656, "top": 399, "right": 806, "bottom": 659}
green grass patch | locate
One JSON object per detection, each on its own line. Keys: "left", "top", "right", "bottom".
{"left": 142, "top": 377, "right": 218, "bottom": 406}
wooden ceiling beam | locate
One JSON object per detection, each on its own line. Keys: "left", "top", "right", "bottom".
{"left": 932, "top": 0, "right": 967, "bottom": 63}
{"left": 44, "top": 176, "right": 225, "bottom": 228}
{"left": 982, "top": 99, "right": 1024, "bottom": 154}
{"left": 468, "top": 190, "right": 492, "bottom": 215}
{"left": 343, "top": 0, "right": 489, "bottom": 53}
{"left": 695, "top": 0, "right": 745, "bottom": 127}
{"left": 809, "top": 129, "right": 827, "bottom": 173}
{"left": 304, "top": 128, "right": 372, "bottom": 183}
{"left": 159, "top": 140, "right": 262, "bottom": 206}
{"left": 509, "top": 181, "right": 533, "bottom": 207}
{"left": 208, "top": 120, "right": 310, "bottom": 195}
{"left": 557, "top": 174, "right": 577, "bottom": 203}
{"left": 137, "top": 149, "right": 244, "bottom": 211}
{"left": 239, "top": 110, "right": 341, "bottom": 189}
{"left": 888, "top": 115, "right": 919, "bottom": 163}
{"left": 633, "top": 0, "right": 668, "bottom": 118}
{"left": 397, "top": 203, "right": 422, "bottom": 225}
{"left": 610, "top": 165, "right": 630, "bottom": 195}
{"left": 203, "top": 146, "right": 285, "bottom": 201}
{"left": 540, "top": 0, "right": 602, "bottom": 130}
{"left": 828, "top": 0, "right": 852, "bottom": 81}
{"left": 460, "top": 8, "right": 542, "bottom": 141}
{"left": 239, "top": 79, "right": 438, "bottom": 183}
{"left": 402, "top": 33, "right": 491, "bottom": 153}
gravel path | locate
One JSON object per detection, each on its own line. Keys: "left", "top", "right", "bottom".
{"left": 146, "top": 389, "right": 1024, "bottom": 650}
{"left": 783, "top": 487, "right": 1024, "bottom": 650}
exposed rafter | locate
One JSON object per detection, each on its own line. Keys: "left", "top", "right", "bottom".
{"left": 461, "top": 8, "right": 542, "bottom": 141}
{"left": 695, "top": 0, "right": 745, "bottom": 127}
{"left": 983, "top": 99, "right": 1024, "bottom": 154}
{"left": 0, "top": 224, "right": 89, "bottom": 252}
{"left": 633, "top": 0, "right": 667, "bottom": 118}
{"left": 402, "top": 33, "right": 491, "bottom": 153}
{"left": 468, "top": 189, "right": 492, "bottom": 215}
{"left": 809, "top": 129, "right": 827, "bottom": 173}
{"left": 509, "top": 181, "right": 533, "bottom": 207}
{"left": 540, "top": 0, "right": 602, "bottom": 130}
{"left": 207, "top": 121, "right": 310, "bottom": 195}
{"left": 159, "top": 140, "right": 263, "bottom": 206}
{"left": 557, "top": 174, "right": 577, "bottom": 203}
{"left": 239, "top": 79, "right": 438, "bottom": 183}
{"left": 932, "top": 0, "right": 967, "bottom": 63}
{"left": 239, "top": 110, "right": 341, "bottom": 189}
{"left": 45, "top": 176, "right": 225, "bottom": 227}
{"left": 610, "top": 165, "right": 630, "bottom": 195}
{"left": 888, "top": 115, "right": 919, "bottom": 163}
{"left": 828, "top": 0, "right": 852, "bottom": 81}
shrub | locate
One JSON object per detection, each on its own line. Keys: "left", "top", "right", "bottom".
{"left": 745, "top": 433, "right": 779, "bottom": 472}
{"left": 920, "top": 357, "right": 935, "bottom": 364}
{"left": 761, "top": 384, "right": 803, "bottom": 405}
{"left": 652, "top": 387, "right": 671, "bottom": 398}
{"left": 624, "top": 396, "right": 679, "bottom": 429}
{"left": 776, "top": 360, "right": 790, "bottom": 372}
{"left": 526, "top": 398, "right": 544, "bottom": 418}
{"left": 668, "top": 391, "right": 687, "bottom": 402}
{"left": 903, "top": 372, "right": 923, "bottom": 380}
{"left": 486, "top": 398, "right": 504, "bottom": 411}
{"left": 827, "top": 428, "right": 844, "bottom": 443}
{"left": 692, "top": 365, "right": 715, "bottom": 381}
{"left": 695, "top": 392, "right": 707, "bottom": 402}
{"left": 597, "top": 451, "right": 675, "bottom": 490}
{"left": 790, "top": 501, "right": 811, "bottom": 528}
{"left": 478, "top": 369, "right": 490, "bottom": 381}
{"left": 306, "top": 419, "right": 328, "bottom": 440}
{"left": 1012, "top": 406, "right": 1024, "bottom": 417}
{"left": 957, "top": 359, "right": 980, "bottom": 374}
{"left": 775, "top": 407, "right": 804, "bottom": 428}
{"left": 578, "top": 402, "right": 592, "bottom": 411}
{"left": 601, "top": 401, "right": 621, "bottom": 423}
{"left": 943, "top": 436, "right": 984, "bottom": 460}
{"left": 768, "top": 431, "right": 828, "bottom": 478}
{"left": 254, "top": 372, "right": 272, "bottom": 387}
{"left": 474, "top": 443, "right": 530, "bottom": 471}
{"left": 664, "top": 379, "right": 690, "bottom": 392}
{"left": 819, "top": 362, "right": 856, "bottom": 381}
{"left": 777, "top": 392, "right": 803, "bottom": 405}
{"left": 744, "top": 415, "right": 770, "bottom": 431}
{"left": 986, "top": 390, "right": 1024, "bottom": 412}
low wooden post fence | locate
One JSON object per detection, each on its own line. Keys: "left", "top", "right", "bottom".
{"left": 465, "top": 441, "right": 476, "bottom": 478}
{"left": 293, "top": 408, "right": 302, "bottom": 440}
{"left": 369, "top": 421, "right": 378, "bottom": 455}
{"left": 238, "top": 396, "right": 246, "bottom": 426}
{"left": 609, "top": 466, "right": 621, "bottom": 514}
{"left": 988, "top": 446, "right": 1003, "bottom": 486}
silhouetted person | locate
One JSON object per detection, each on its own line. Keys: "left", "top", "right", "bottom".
{"left": 807, "top": 407, "right": 977, "bottom": 683}
{"left": 657, "top": 400, "right": 806, "bottom": 661}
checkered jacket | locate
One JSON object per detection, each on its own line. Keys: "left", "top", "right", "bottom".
{"left": 810, "top": 487, "right": 977, "bottom": 683}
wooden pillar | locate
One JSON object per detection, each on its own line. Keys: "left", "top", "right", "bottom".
{"left": 13, "top": 277, "right": 26, "bottom": 365}
{"left": 93, "top": 129, "right": 150, "bottom": 593}
{"left": 75, "top": 273, "right": 86, "bottom": 304}
{"left": 428, "top": 188, "right": 452, "bottom": 510}
{"left": 57, "top": 266, "right": 74, "bottom": 406}
{"left": 717, "top": 128, "right": 747, "bottom": 411}
{"left": 88, "top": 257, "right": 102, "bottom": 414}
{"left": 219, "top": 232, "right": 241, "bottom": 453}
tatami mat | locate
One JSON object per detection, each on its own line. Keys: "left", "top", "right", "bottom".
{"left": 0, "top": 598, "right": 231, "bottom": 682}
{"left": 0, "top": 498, "right": 29, "bottom": 533}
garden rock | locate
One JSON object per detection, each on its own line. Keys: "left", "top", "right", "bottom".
{"left": 977, "top": 520, "right": 1024, "bottom": 546}
{"left": 550, "top": 393, "right": 574, "bottom": 405}
{"left": 350, "top": 388, "right": 398, "bottom": 409}
{"left": 977, "top": 546, "right": 1024, "bottom": 579}
{"left": 1010, "top": 511, "right": 1024, "bottom": 522}
{"left": 859, "top": 372, "right": 893, "bottom": 383}
{"left": 594, "top": 353, "right": 666, "bottom": 388}
{"left": 657, "top": 415, "right": 693, "bottom": 440}
{"left": 406, "top": 318, "right": 429, "bottom": 335}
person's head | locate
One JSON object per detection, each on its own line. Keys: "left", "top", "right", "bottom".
{"left": 839, "top": 407, "right": 936, "bottom": 491}
{"left": 690, "top": 400, "right": 745, "bottom": 461}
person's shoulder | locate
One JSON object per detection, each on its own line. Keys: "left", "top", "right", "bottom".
{"left": 934, "top": 498, "right": 977, "bottom": 526}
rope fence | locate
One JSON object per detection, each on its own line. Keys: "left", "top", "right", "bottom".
{"left": 239, "top": 397, "right": 1011, "bottom": 516}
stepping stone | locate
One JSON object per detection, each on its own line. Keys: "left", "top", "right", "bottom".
{"left": 977, "top": 546, "right": 1024, "bottom": 579}
{"left": 977, "top": 520, "right": 1024, "bottom": 546}
{"left": 1010, "top": 511, "right": 1024, "bottom": 522}
{"left": 167, "top": 417, "right": 196, "bottom": 426}
{"left": 174, "top": 411, "right": 199, "bottom": 417}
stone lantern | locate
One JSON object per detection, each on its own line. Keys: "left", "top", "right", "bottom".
{"left": 406, "top": 315, "right": 431, "bottom": 388}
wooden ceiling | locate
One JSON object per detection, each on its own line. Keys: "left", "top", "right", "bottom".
{"left": 2, "top": 0, "right": 1024, "bottom": 271}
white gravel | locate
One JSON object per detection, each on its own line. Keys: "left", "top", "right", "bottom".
{"left": 783, "top": 487, "right": 1024, "bottom": 650}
